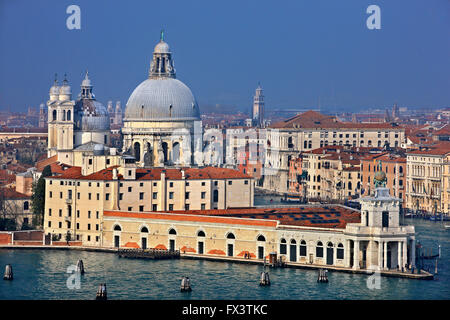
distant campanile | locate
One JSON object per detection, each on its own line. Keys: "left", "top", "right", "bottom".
{"left": 252, "top": 84, "right": 264, "bottom": 127}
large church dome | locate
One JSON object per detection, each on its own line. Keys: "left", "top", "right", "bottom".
{"left": 125, "top": 78, "right": 200, "bottom": 121}
{"left": 124, "top": 33, "right": 201, "bottom": 122}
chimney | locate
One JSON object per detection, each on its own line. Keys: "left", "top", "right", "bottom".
{"left": 112, "top": 168, "right": 118, "bottom": 180}
{"left": 181, "top": 169, "right": 185, "bottom": 180}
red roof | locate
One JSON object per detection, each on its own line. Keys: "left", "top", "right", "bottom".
{"left": 407, "top": 141, "right": 450, "bottom": 156}
{"left": 53, "top": 166, "right": 251, "bottom": 181}
{"left": 271, "top": 110, "right": 402, "bottom": 130}
{"left": 104, "top": 205, "right": 360, "bottom": 230}
{"left": 0, "top": 187, "right": 30, "bottom": 199}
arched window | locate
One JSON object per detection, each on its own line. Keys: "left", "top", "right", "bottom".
{"left": 169, "top": 228, "right": 177, "bottom": 235}
{"left": 162, "top": 142, "right": 168, "bottom": 163}
{"left": 399, "top": 166, "right": 403, "bottom": 174}
{"left": 280, "top": 238, "right": 287, "bottom": 255}
{"left": 226, "top": 232, "right": 235, "bottom": 239}
{"left": 337, "top": 243, "right": 344, "bottom": 259}
{"left": 67, "top": 110, "right": 71, "bottom": 121}
{"left": 23, "top": 201, "right": 29, "bottom": 211}
{"left": 317, "top": 175, "right": 321, "bottom": 183}
{"left": 172, "top": 142, "right": 180, "bottom": 163}
{"left": 63, "top": 110, "right": 66, "bottom": 121}
{"left": 113, "top": 225, "right": 121, "bottom": 231}
{"left": 290, "top": 239, "right": 296, "bottom": 244}
{"left": 140, "top": 227, "right": 149, "bottom": 233}
{"left": 327, "top": 242, "right": 333, "bottom": 248}
{"left": 197, "top": 230, "right": 205, "bottom": 237}
{"left": 52, "top": 110, "right": 57, "bottom": 121}
{"left": 300, "top": 240, "right": 307, "bottom": 256}
{"left": 316, "top": 241, "right": 323, "bottom": 258}
{"left": 348, "top": 181, "right": 352, "bottom": 190}
{"left": 257, "top": 235, "right": 266, "bottom": 242}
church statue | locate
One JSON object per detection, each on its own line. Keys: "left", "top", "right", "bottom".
{"left": 373, "top": 160, "right": 387, "bottom": 188}
{"left": 157, "top": 139, "right": 164, "bottom": 165}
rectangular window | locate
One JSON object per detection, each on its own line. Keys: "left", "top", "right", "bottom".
{"left": 201, "top": 182, "right": 206, "bottom": 186}
{"left": 88, "top": 193, "right": 91, "bottom": 200}
{"left": 153, "top": 182, "right": 157, "bottom": 187}
{"left": 185, "top": 204, "right": 190, "bottom": 210}
{"left": 128, "top": 187, "right": 132, "bottom": 192}
{"left": 139, "top": 205, "right": 144, "bottom": 212}
{"left": 88, "top": 211, "right": 91, "bottom": 219}
{"left": 139, "top": 192, "right": 144, "bottom": 200}
{"left": 169, "top": 204, "right": 174, "bottom": 211}
{"left": 106, "top": 193, "right": 110, "bottom": 201}
{"left": 152, "top": 192, "right": 157, "bottom": 199}
{"left": 185, "top": 192, "right": 190, "bottom": 199}
{"left": 59, "top": 209, "right": 62, "bottom": 217}
{"left": 169, "top": 182, "right": 173, "bottom": 188}
{"left": 77, "top": 192, "right": 80, "bottom": 199}
{"left": 49, "top": 191, "right": 52, "bottom": 198}
{"left": 76, "top": 210, "right": 80, "bottom": 218}
{"left": 96, "top": 193, "right": 100, "bottom": 200}
{"left": 139, "top": 182, "right": 143, "bottom": 187}
{"left": 152, "top": 204, "right": 157, "bottom": 211}
{"left": 201, "top": 204, "right": 206, "bottom": 210}
{"left": 228, "top": 181, "right": 232, "bottom": 185}
{"left": 201, "top": 192, "right": 206, "bottom": 199}
{"left": 76, "top": 223, "right": 79, "bottom": 230}
{"left": 59, "top": 222, "right": 62, "bottom": 228}
{"left": 60, "top": 192, "right": 63, "bottom": 199}
{"left": 119, "top": 193, "right": 123, "bottom": 200}
{"left": 382, "top": 211, "right": 389, "bottom": 228}
{"left": 49, "top": 209, "right": 52, "bottom": 216}
{"left": 169, "top": 192, "right": 174, "bottom": 199}
{"left": 128, "top": 207, "right": 132, "bottom": 211}
{"left": 87, "top": 224, "right": 91, "bottom": 230}
{"left": 244, "top": 180, "right": 249, "bottom": 185}
{"left": 48, "top": 221, "right": 51, "bottom": 227}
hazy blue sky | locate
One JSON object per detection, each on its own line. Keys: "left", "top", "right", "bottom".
{"left": 0, "top": 0, "right": 449, "bottom": 113}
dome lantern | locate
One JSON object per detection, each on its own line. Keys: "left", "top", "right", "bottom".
{"left": 149, "top": 30, "right": 176, "bottom": 79}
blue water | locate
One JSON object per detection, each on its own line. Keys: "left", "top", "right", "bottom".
{"left": 0, "top": 196, "right": 448, "bottom": 300}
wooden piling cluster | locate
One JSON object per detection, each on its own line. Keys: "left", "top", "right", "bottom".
{"left": 118, "top": 248, "right": 180, "bottom": 259}
{"left": 317, "top": 269, "right": 328, "bottom": 283}
{"left": 76, "top": 259, "right": 85, "bottom": 275}
{"left": 95, "top": 283, "right": 107, "bottom": 300}
{"left": 3, "top": 264, "right": 13, "bottom": 280}
{"left": 259, "top": 272, "right": 270, "bottom": 286}
{"left": 180, "top": 277, "right": 192, "bottom": 292}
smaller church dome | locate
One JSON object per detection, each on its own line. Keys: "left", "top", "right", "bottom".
{"left": 154, "top": 40, "right": 170, "bottom": 54}
{"left": 59, "top": 75, "right": 71, "bottom": 95}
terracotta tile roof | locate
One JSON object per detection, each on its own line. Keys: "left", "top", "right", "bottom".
{"left": 54, "top": 166, "right": 251, "bottom": 181}
{"left": 270, "top": 110, "right": 402, "bottom": 130}
{"left": 104, "top": 205, "right": 360, "bottom": 230}
{"left": 407, "top": 141, "right": 450, "bottom": 156}
{"left": 104, "top": 210, "right": 278, "bottom": 228}
{"left": 361, "top": 153, "right": 406, "bottom": 163}
{"left": 35, "top": 155, "right": 58, "bottom": 172}
{"left": 0, "top": 187, "right": 30, "bottom": 199}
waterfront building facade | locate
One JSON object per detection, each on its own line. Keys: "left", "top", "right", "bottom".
{"left": 263, "top": 111, "right": 405, "bottom": 193}
{"left": 406, "top": 142, "right": 450, "bottom": 215}
{"left": 102, "top": 187, "right": 415, "bottom": 271}
{"left": 43, "top": 165, "right": 254, "bottom": 245}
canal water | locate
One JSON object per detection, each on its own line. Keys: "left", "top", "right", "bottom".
{"left": 0, "top": 196, "right": 448, "bottom": 300}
